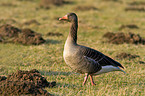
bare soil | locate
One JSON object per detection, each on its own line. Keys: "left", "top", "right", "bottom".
{"left": 115, "top": 52, "right": 139, "bottom": 59}
{"left": 0, "top": 69, "right": 56, "bottom": 96}
{"left": 19, "top": 0, "right": 34, "bottom": 1}
{"left": 125, "top": 1, "right": 145, "bottom": 12}
{"left": 128, "top": 1, "right": 145, "bottom": 6}
{"left": 119, "top": 24, "right": 139, "bottom": 30}
{"left": 0, "top": 3, "right": 17, "bottom": 7}
{"left": 40, "top": 0, "right": 68, "bottom": 9}
{"left": 0, "top": 35, "right": 4, "bottom": 42}
{"left": 0, "top": 24, "right": 45, "bottom": 45}
{"left": 103, "top": 32, "right": 145, "bottom": 45}
{"left": 125, "top": 6, "right": 145, "bottom": 11}
{"left": 139, "top": 61, "right": 145, "bottom": 64}
{"left": 102, "top": 0, "right": 119, "bottom": 2}
{"left": 22, "top": 19, "right": 40, "bottom": 26}
{"left": 73, "top": 5, "right": 98, "bottom": 11}
{"left": 46, "top": 32, "right": 63, "bottom": 36}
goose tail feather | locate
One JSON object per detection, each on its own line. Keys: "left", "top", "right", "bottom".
{"left": 117, "top": 67, "right": 126, "bottom": 73}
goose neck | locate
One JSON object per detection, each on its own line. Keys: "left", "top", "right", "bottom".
{"left": 68, "top": 20, "right": 78, "bottom": 44}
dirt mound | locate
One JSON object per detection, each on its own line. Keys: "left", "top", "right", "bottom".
{"left": 139, "top": 61, "right": 145, "bottom": 64}
{"left": 125, "top": 1, "right": 145, "bottom": 12}
{"left": 0, "top": 35, "right": 4, "bottom": 42}
{"left": 102, "top": 0, "right": 119, "bottom": 1}
{"left": 39, "top": 0, "right": 73, "bottom": 9}
{"left": 125, "top": 6, "right": 145, "bottom": 12}
{"left": 119, "top": 24, "right": 139, "bottom": 30}
{"left": 0, "top": 76, "right": 7, "bottom": 81}
{"left": 22, "top": 19, "right": 40, "bottom": 26}
{"left": 116, "top": 52, "right": 139, "bottom": 59}
{"left": 0, "top": 3, "right": 17, "bottom": 7}
{"left": 0, "top": 24, "right": 21, "bottom": 38}
{"left": 0, "top": 24, "right": 45, "bottom": 45}
{"left": 19, "top": 0, "right": 34, "bottom": 1}
{"left": 103, "top": 32, "right": 145, "bottom": 44}
{"left": 103, "top": 32, "right": 115, "bottom": 38}
{"left": 73, "top": 5, "right": 98, "bottom": 11}
{"left": 128, "top": 1, "right": 145, "bottom": 6}
{"left": 40, "top": 0, "right": 65, "bottom": 9}
{"left": 46, "top": 32, "right": 63, "bottom": 36}
{"left": 0, "top": 69, "right": 56, "bottom": 96}
{"left": 14, "top": 28, "right": 45, "bottom": 45}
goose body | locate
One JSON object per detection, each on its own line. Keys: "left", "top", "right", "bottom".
{"left": 59, "top": 13, "right": 125, "bottom": 85}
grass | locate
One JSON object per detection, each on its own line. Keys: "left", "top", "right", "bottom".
{"left": 0, "top": 0, "right": 145, "bottom": 95}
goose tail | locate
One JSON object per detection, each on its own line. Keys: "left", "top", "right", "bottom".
{"left": 117, "top": 67, "right": 126, "bottom": 74}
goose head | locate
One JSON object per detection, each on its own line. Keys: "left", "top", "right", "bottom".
{"left": 59, "top": 13, "right": 78, "bottom": 22}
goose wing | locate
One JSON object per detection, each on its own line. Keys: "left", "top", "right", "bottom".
{"left": 80, "top": 46, "right": 124, "bottom": 69}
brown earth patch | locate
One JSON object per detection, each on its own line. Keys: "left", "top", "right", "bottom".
{"left": 0, "top": 35, "right": 4, "bottom": 42}
{"left": 103, "top": 32, "right": 115, "bottom": 39}
{"left": 103, "top": 32, "right": 145, "bottom": 45}
{"left": 119, "top": 24, "right": 139, "bottom": 30}
{"left": 0, "top": 24, "right": 21, "bottom": 38}
{"left": 0, "top": 3, "right": 17, "bottom": 7}
{"left": 116, "top": 52, "right": 140, "bottom": 59}
{"left": 0, "top": 69, "right": 56, "bottom": 96}
{"left": 0, "top": 24, "right": 45, "bottom": 45}
{"left": 40, "top": 0, "right": 64, "bottom": 6}
{"left": 18, "top": 0, "right": 34, "bottom": 1}
{"left": 126, "top": 1, "right": 145, "bottom": 12}
{"left": 73, "top": 5, "right": 98, "bottom": 11}
{"left": 128, "top": 1, "right": 145, "bottom": 6}
{"left": 39, "top": 0, "right": 72, "bottom": 9}
{"left": 125, "top": 6, "right": 145, "bottom": 11}
{"left": 139, "top": 61, "right": 145, "bottom": 64}
{"left": 0, "top": 76, "right": 7, "bottom": 81}
{"left": 46, "top": 32, "right": 63, "bottom": 36}
{"left": 102, "top": 0, "right": 119, "bottom": 1}
{"left": 22, "top": 19, "right": 40, "bottom": 26}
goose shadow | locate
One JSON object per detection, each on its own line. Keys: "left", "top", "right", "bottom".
{"left": 56, "top": 82, "right": 77, "bottom": 88}
{"left": 40, "top": 70, "right": 78, "bottom": 76}
{"left": 40, "top": 70, "right": 79, "bottom": 89}
{"left": 45, "top": 39, "right": 61, "bottom": 45}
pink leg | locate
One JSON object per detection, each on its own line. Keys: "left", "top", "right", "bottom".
{"left": 83, "top": 73, "right": 89, "bottom": 85}
{"left": 89, "top": 75, "right": 96, "bottom": 86}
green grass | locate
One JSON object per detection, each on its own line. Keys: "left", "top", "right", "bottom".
{"left": 0, "top": 0, "right": 145, "bottom": 95}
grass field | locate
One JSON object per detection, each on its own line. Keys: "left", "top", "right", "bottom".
{"left": 0, "top": 0, "right": 145, "bottom": 95}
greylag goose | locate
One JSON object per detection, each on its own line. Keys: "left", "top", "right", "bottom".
{"left": 59, "top": 13, "right": 125, "bottom": 86}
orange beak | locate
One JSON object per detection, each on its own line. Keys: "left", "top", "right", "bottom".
{"left": 59, "top": 15, "right": 68, "bottom": 20}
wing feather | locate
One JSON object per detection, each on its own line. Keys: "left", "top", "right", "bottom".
{"left": 80, "top": 46, "right": 124, "bottom": 68}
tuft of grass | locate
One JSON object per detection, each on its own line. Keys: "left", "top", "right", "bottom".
{"left": 0, "top": 0, "right": 145, "bottom": 95}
